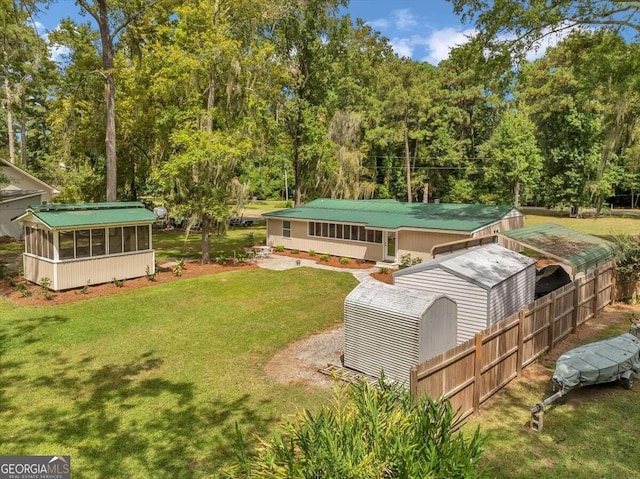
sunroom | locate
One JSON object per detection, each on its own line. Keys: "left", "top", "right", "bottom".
{"left": 13, "top": 202, "right": 157, "bottom": 291}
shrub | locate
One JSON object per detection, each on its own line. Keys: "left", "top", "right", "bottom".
{"left": 40, "top": 277, "right": 54, "bottom": 300}
{"left": 399, "top": 253, "right": 423, "bottom": 269}
{"left": 81, "top": 280, "right": 90, "bottom": 294}
{"left": 14, "top": 283, "right": 32, "bottom": 297}
{"left": 379, "top": 266, "right": 389, "bottom": 274}
{"left": 214, "top": 252, "right": 227, "bottom": 265}
{"left": 145, "top": 265, "right": 157, "bottom": 281}
{"left": 339, "top": 257, "right": 350, "bottom": 265}
{"left": 231, "top": 378, "right": 484, "bottom": 478}
{"left": 274, "top": 245, "right": 285, "bottom": 252}
{"left": 308, "top": 249, "right": 316, "bottom": 256}
{"left": 612, "top": 234, "right": 640, "bottom": 282}
{"left": 112, "top": 277, "right": 125, "bottom": 287}
{"left": 319, "top": 254, "right": 330, "bottom": 262}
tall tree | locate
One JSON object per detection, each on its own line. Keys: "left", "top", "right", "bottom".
{"left": 75, "top": 0, "right": 158, "bottom": 201}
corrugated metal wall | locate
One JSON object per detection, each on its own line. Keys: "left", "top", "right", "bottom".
{"left": 23, "top": 255, "right": 54, "bottom": 286}
{"left": 344, "top": 284, "right": 457, "bottom": 384}
{"left": 394, "top": 268, "right": 488, "bottom": 344}
{"left": 488, "top": 265, "right": 536, "bottom": 325}
{"left": 55, "top": 251, "right": 155, "bottom": 290}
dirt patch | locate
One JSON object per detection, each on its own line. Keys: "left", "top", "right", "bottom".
{"left": 0, "top": 260, "right": 258, "bottom": 306}
{"left": 264, "top": 324, "right": 345, "bottom": 389}
{"left": 274, "top": 250, "right": 374, "bottom": 269}
{"left": 370, "top": 270, "right": 394, "bottom": 284}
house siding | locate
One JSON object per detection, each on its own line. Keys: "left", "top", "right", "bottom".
{"left": 267, "top": 218, "right": 384, "bottom": 261}
{"left": 394, "top": 269, "right": 488, "bottom": 344}
{"left": 398, "top": 230, "right": 469, "bottom": 262}
{"left": 1, "top": 195, "right": 41, "bottom": 239}
{"left": 488, "top": 264, "right": 536, "bottom": 325}
{"left": 23, "top": 254, "right": 54, "bottom": 286}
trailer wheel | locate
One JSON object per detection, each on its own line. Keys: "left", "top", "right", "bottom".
{"left": 621, "top": 376, "right": 634, "bottom": 390}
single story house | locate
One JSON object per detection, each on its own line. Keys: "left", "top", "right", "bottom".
{"left": 1, "top": 158, "right": 60, "bottom": 239}
{"left": 499, "top": 223, "right": 614, "bottom": 279}
{"left": 13, "top": 202, "right": 157, "bottom": 291}
{"left": 263, "top": 199, "right": 523, "bottom": 264}
{"left": 394, "top": 244, "right": 536, "bottom": 344}
{"left": 344, "top": 281, "right": 457, "bottom": 384}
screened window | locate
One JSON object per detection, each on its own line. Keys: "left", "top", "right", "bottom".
{"left": 283, "top": 221, "right": 291, "bottom": 238}
{"left": 75, "top": 230, "right": 91, "bottom": 258}
{"left": 137, "top": 225, "right": 150, "bottom": 250}
{"left": 109, "top": 228, "right": 122, "bottom": 254}
{"left": 59, "top": 231, "right": 75, "bottom": 259}
{"left": 123, "top": 226, "right": 137, "bottom": 252}
{"left": 92, "top": 229, "right": 106, "bottom": 256}
{"left": 306, "top": 221, "right": 381, "bottom": 244}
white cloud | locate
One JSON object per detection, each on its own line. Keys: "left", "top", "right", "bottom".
{"left": 49, "top": 44, "right": 70, "bottom": 62}
{"left": 523, "top": 23, "right": 580, "bottom": 61}
{"left": 367, "top": 18, "right": 389, "bottom": 30}
{"left": 389, "top": 37, "right": 414, "bottom": 58}
{"left": 393, "top": 9, "right": 417, "bottom": 30}
{"left": 424, "top": 27, "right": 476, "bottom": 64}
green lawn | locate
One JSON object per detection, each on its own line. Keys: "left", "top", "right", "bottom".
{"left": 466, "top": 316, "right": 640, "bottom": 479}
{"left": 524, "top": 213, "right": 640, "bottom": 239}
{"left": 0, "top": 267, "right": 358, "bottom": 478}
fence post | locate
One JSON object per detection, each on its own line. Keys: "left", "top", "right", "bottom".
{"left": 410, "top": 366, "right": 418, "bottom": 399}
{"left": 548, "top": 293, "right": 556, "bottom": 353}
{"left": 473, "top": 332, "right": 483, "bottom": 413}
{"left": 610, "top": 262, "right": 617, "bottom": 305}
{"left": 593, "top": 266, "right": 600, "bottom": 314}
{"left": 516, "top": 309, "right": 525, "bottom": 375}
{"left": 572, "top": 277, "right": 581, "bottom": 333}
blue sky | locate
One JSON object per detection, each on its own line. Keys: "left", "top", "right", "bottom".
{"left": 343, "top": 0, "right": 475, "bottom": 63}
{"left": 35, "top": 0, "right": 472, "bottom": 64}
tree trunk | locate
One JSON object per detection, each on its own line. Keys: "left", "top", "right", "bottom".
{"left": 97, "top": 0, "right": 117, "bottom": 201}
{"left": 4, "top": 77, "right": 15, "bottom": 164}
{"left": 293, "top": 106, "right": 303, "bottom": 206}
{"left": 513, "top": 180, "right": 521, "bottom": 208}
{"left": 20, "top": 90, "right": 27, "bottom": 167}
{"left": 201, "top": 214, "right": 211, "bottom": 264}
{"left": 404, "top": 124, "right": 412, "bottom": 203}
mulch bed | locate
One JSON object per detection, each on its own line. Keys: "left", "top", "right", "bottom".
{"left": 273, "top": 250, "right": 375, "bottom": 269}
{"left": 0, "top": 260, "right": 258, "bottom": 307}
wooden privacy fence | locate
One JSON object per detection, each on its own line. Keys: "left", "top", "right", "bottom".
{"left": 410, "top": 262, "right": 615, "bottom": 421}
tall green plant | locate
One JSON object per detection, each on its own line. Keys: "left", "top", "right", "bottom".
{"left": 612, "top": 234, "right": 640, "bottom": 282}
{"left": 227, "top": 378, "right": 483, "bottom": 478}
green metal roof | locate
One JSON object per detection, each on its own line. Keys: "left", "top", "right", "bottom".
{"left": 15, "top": 201, "right": 157, "bottom": 229}
{"left": 501, "top": 223, "right": 613, "bottom": 273}
{"left": 263, "top": 198, "right": 518, "bottom": 232}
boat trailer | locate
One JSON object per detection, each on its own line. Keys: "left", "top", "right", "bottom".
{"left": 530, "top": 320, "right": 640, "bottom": 432}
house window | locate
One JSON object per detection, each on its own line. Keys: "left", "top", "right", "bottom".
{"left": 137, "top": 225, "right": 150, "bottom": 250}
{"left": 109, "top": 228, "right": 123, "bottom": 254}
{"left": 59, "top": 231, "right": 75, "bottom": 259}
{"left": 92, "top": 229, "right": 106, "bottom": 256}
{"left": 123, "top": 226, "right": 137, "bottom": 252}
{"left": 283, "top": 221, "right": 291, "bottom": 238}
{"left": 75, "top": 230, "right": 91, "bottom": 258}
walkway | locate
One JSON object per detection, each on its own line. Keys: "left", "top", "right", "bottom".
{"left": 255, "top": 255, "right": 378, "bottom": 283}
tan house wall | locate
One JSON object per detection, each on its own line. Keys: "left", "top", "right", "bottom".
{"left": 267, "top": 218, "right": 385, "bottom": 261}
{"left": 1, "top": 163, "right": 59, "bottom": 201}
{"left": 25, "top": 250, "right": 155, "bottom": 291}
{"left": 397, "top": 230, "right": 470, "bottom": 262}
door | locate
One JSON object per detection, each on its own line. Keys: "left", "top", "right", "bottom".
{"left": 385, "top": 231, "right": 397, "bottom": 262}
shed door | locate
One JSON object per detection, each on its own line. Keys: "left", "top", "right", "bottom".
{"left": 385, "top": 232, "right": 397, "bottom": 261}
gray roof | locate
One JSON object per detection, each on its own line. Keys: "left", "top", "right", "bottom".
{"left": 345, "top": 281, "right": 449, "bottom": 317}
{"left": 393, "top": 243, "right": 536, "bottom": 290}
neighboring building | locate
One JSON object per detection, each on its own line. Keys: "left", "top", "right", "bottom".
{"left": 263, "top": 199, "right": 523, "bottom": 263}
{"left": 13, "top": 202, "right": 157, "bottom": 291}
{"left": 1, "top": 159, "right": 60, "bottom": 239}
{"left": 394, "top": 244, "right": 536, "bottom": 344}
{"left": 500, "top": 223, "right": 614, "bottom": 279}
{"left": 344, "top": 281, "right": 457, "bottom": 384}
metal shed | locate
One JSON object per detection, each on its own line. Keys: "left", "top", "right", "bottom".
{"left": 344, "top": 281, "right": 457, "bottom": 384}
{"left": 394, "top": 244, "right": 536, "bottom": 344}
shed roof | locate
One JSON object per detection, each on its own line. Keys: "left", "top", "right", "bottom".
{"left": 500, "top": 223, "right": 613, "bottom": 273}
{"left": 13, "top": 202, "right": 157, "bottom": 229}
{"left": 263, "top": 198, "right": 519, "bottom": 232}
{"left": 345, "top": 281, "right": 450, "bottom": 317}
{"left": 394, "top": 243, "right": 536, "bottom": 290}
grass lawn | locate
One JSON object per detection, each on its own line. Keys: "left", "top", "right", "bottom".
{"left": 466, "top": 315, "right": 640, "bottom": 479}
{"left": 152, "top": 227, "right": 266, "bottom": 263}
{"left": 0, "top": 267, "right": 358, "bottom": 478}
{"left": 524, "top": 213, "right": 640, "bottom": 239}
